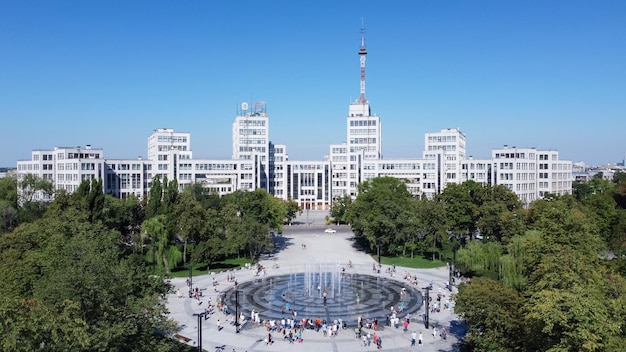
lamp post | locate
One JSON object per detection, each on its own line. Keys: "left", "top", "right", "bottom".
{"left": 235, "top": 285, "right": 240, "bottom": 333}
{"left": 188, "top": 263, "right": 193, "bottom": 298}
{"left": 192, "top": 312, "right": 205, "bottom": 352}
{"left": 377, "top": 237, "right": 381, "bottom": 267}
{"left": 447, "top": 233, "right": 459, "bottom": 291}
{"left": 422, "top": 286, "right": 430, "bottom": 329}
{"left": 449, "top": 243, "right": 458, "bottom": 289}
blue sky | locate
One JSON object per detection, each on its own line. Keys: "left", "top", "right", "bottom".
{"left": 1, "top": 1, "right": 625, "bottom": 167}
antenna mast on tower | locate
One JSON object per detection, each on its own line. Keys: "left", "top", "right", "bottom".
{"left": 358, "top": 20, "right": 368, "bottom": 104}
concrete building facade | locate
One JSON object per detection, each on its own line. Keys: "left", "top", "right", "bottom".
{"left": 16, "top": 30, "right": 572, "bottom": 208}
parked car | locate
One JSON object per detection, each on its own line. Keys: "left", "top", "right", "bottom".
{"left": 324, "top": 228, "right": 337, "bottom": 233}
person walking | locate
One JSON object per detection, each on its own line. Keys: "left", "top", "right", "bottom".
{"left": 411, "top": 331, "right": 417, "bottom": 346}
{"left": 419, "top": 331, "right": 423, "bottom": 345}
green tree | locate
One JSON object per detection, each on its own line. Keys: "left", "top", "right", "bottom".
{"left": 415, "top": 198, "right": 449, "bottom": 260}
{"left": 476, "top": 185, "right": 524, "bottom": 244}
{"left": 0, "top": 173, "right": 18, "bottom": 206}
{"left": 524, "top": 248, "right": 618, "bottom": 351}
{"left": 436, "top": 181, "right": 482, "bottom": 238}
{"left": 456, "top": 241, "right": 502, "bottom": 278}
{"left": 73, "top": 179, "right": 105, "bottom": 223}
{"left": 0, "top": 201, "right": 18, "bottom": 235}
{"left": 329, "top": 194, "right": 352, "bottom": 225}
{"left": 283, "top": 199, "right": 301, "bottom": 225}
{"left": 142, "top": 215, "right": 182, "bottom": 274}
{"left": 146, "top": 176, "right": 162, "bottom": 219}
{"left": 174, "top": 190, "right": 210, "bottom": 264}
{"left": 17, "top": 174, "right": 53, "bottom": 224}
{"left": 455, "top": 277, "right": 526, "bottom": 351}
{"left": 346, "top": 177, "right": 416, "bottom": 257}
{"left": 101, "top": 194, "right": 145, "bottom": 254}
{"left": 0, "top": 201, "right": 182, "bottom": 351}
{"left": 220, "top": 189, "right": 286, "bottom": 262}
{"left": 160, "top": 177, "right": 178, "bottom": 216}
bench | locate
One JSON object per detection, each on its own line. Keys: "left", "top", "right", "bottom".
{"left": 173, "top": 333, "right": 192, "bottom": 343}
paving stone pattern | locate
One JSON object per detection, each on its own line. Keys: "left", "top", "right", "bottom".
{"left": 167, "top": 217, "right": 464, "bottom": 352}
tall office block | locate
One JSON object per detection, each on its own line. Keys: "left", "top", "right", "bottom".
{"left": 232, "top": 102, "right": 270, "bottom": 191}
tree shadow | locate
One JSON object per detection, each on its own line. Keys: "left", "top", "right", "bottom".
{"left": 260, "top": 234, "right": 294, "bottom": 260}
{"left": 350, "top": 235, "right": 373, "bottom": 254}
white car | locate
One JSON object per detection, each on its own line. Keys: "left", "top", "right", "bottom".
{"left": 324, "top": 228, "right": 337, "bottom": 233}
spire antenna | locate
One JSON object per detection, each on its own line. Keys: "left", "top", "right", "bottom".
{"left": 358, "top": 20, "right": 368, "bottom": 104}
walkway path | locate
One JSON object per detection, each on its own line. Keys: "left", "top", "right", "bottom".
{"left": 166, "top": 226, "right": 464, "bottom": 352}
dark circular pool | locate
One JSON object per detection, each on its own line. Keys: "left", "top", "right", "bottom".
{"left": 222, "top": 272, "right": 423, "bottom": 329}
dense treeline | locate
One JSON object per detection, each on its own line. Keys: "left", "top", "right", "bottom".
{"left": 454, "top": 175, "right": 626, "bottom": 352}
{"left": 333, "top": 174, "right": 626, "bottom": 351}
{"left": 332, "top": 177, "right": 526, "bottom": 260}
{"left": 0, "top": 175, "right": 300, "bottom": 351}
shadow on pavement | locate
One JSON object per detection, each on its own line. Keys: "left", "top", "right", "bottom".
{"left": 271, "top": 233, "right": 293, "bottom": 254}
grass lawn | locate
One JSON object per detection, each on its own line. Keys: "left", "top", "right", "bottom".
{"left": 168, "top": 257, "right": 250, "bottom": 278}
{"left": 373, "top": 255, "right": 447, "bottom": 269}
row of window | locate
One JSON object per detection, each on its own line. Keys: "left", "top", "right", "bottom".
{"left": 157, "top": 145, "right": 188, "bottom": 152}
{"left": 157, "top": 135, "right": 187, "bottom": 143}
{"left": 238, "top": 120, "right": 266, "bottom": 127}
{"left": 539, "top": 154, "right": 557, "bottom": 161}
{"left": 427, "top": 135, "right": 458, "bottom": 143}
{"left": 238, "top": 129, "right": 266, "bottom": 136}
{"left": 238, "top": 146, "right": 266, "bottom": 153}
{"left": 463, "top": 163, "right": 488, "bottom": 170}
{"left": 349, "top": 120, "right": 377, "bottom": 126}
{"left": 349, "top": 138, "right": 377, "bottom": 145}
{"left": 349, "top": 128, "right": 378, "bottom": 135}
{"left": 427, "top": 145, "right": 457, "bottom": 152}
{"left": 495, "top": 152, "right": 532, "bottom": 159}
{"left": 196, "top": 163, "right": 238, "bottom": 171}
{"left": 238, "top": 138, "right": 267, "bottom": 144}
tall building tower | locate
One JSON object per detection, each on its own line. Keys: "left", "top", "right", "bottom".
{"left": 232, "top": 102, "right": 270, "bottom": 190}
{"left": 147, "top": 128, "right": 192, "bottom": 181}
{"left": 343, "top": 25, "right": 382, "bottom": 197}
{"left": 423, "top": 128, "right": 466, "bottom": 193}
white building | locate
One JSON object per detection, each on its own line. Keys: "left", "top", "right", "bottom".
{"left": 16, "top": 29, "right": 573, "bottom": 208}
{"left": 232, "top": 102, "right": 270, "bottom": 191}
{"left": 423, "top": 128, "right": 467, "bottom": 194}
{"left": 17, "top": 145, "right": 104, "bottom": 201}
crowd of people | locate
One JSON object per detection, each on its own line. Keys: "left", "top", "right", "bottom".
{"left": 172, "top": 259, "right": 457, "bottom": 350}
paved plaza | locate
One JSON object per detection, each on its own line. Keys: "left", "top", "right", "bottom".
{"left": 167, "top": 214, "right": 464, "bottom": 352}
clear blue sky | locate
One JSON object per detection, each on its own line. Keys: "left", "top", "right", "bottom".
{"left": 1, "top": 1, "right": 625, "bottom": 167}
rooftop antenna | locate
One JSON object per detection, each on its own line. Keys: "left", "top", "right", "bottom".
{"left": 358, "top": 18, "right": 368, "bottom": 104}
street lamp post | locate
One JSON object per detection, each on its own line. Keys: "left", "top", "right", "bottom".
{"left": 447, "top": 234, "right": 458, "bottom": 291}
{"left": 377, "top": 237, "right": 381, "bottom": 267}
{"left": 188, "top": 263, "right": 193, "bottom": 298}
{"left": 422, "top": 286, "right": 430, "bottom": 329}
{"left": 235, "top": 286, "right": 240, "bottom": 333}
{"left": 449, "top": 243, "right": 458, "bottom": 289}
{"left": 192, "top": 312, "right": 205, "bottom": 352}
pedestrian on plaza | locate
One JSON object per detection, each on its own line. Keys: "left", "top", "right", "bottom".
{"left": 411, "top": 331, "right": 417, "bottom": 346}
{"left": 216, "top": 319, "right": 221, "bottom": 331}
{"left": 419, "top": 331, "right": 423, "bottom": 345}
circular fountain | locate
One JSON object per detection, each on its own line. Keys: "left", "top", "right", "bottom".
{"left": 222, "top": 263, "right": 423, "bottom": 328}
